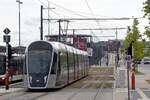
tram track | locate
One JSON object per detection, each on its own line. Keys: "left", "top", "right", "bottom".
{"left": 67, "top": 82, "right": 91, "bottom": 100}
{"left": 65, "top": 66, "right": 115, "bottom": 100}
{"left": 92, "top": 67, "right": 113, "bottom": 100}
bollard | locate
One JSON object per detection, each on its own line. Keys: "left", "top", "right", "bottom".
{"left": 131, "top": 59, "right": 135, "bottom": 90}
{"left": 5, "top": 77, "right": 9, "bottom": 90}
{"left": 5, "top": 72, "right": 9, "bottom": 90}
{"left": 131, "top": 71, "right": 135, "bottom": 90}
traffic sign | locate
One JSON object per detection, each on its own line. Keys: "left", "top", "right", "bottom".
{"left": 3, "top": 35, "right": 10, "bottom": 43}
{"left": 3, "top": 28, "right": 11, "bottom": 34}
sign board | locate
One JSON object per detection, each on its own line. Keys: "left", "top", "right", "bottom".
{"left": 126, "top": 55, "right": 131, "bottom": 61}
{"left": 87, "top": 48, "right": 93, "bottom": 56}
{"left": 74, "top": 37, "right": 87, "bottom": 51}
{"left": 3, "top": 28, "right": 11, "bottom": 34}
{"left": 3, "top": 35, "right": 10, "bottom": 43}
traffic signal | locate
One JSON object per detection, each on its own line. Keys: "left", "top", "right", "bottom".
{"left": 127, "top": 43, "right": 132, "bottom": 57}
{"left": 8, "top": 44, "right": 12, "bottom": 59}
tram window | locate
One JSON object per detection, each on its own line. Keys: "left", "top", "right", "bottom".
{"left": 51, "top": 53, "right": 57, "bottom": 74}
{"left": 28, "top": 50, "right": 52, "bottom": 74}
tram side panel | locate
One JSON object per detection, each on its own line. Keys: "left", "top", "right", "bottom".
{"left": 55, "top": 51, "right": 68, "bottom": 87}
{"left": 74, "top": 53, "right": 78, "bottom": 80}
{"left": 68, "top": 52, "right": 75, "bottom": 83}
{"left": 47, "top": 52, "right": 57, "bottom": 88}
{"left": 85, "top": 56, "right": 88, "bottom": 75}
{"left": 79, "top": 55, "right": 82, "bottom": 79}
{"left": 60, "top": 51, "right": 68, "bottom": 85}
{"left": 81, "top": 55, "right": 84, "bottom": 77}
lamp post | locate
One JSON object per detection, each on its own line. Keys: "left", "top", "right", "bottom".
{"left": 16, "top": 0, "right": 23, "bottom": 46}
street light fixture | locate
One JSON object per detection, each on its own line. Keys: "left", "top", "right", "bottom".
{"left": 16, "top": 0, "right": 23, "bottom": 47}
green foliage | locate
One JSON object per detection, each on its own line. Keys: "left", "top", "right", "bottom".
{"left": 144, "top": 41, "right": 150, "bottom": 56}
{"left": 124, "top": 26, "right": 133, "bottom": 49}
{"left": 124, "top": 19, "right": 140, "bottom": 48}
{"left": 124, "top": 19, "right": 145, "bottom": 60}
{"left": 143, "top": 0, "right": 150, "bottom": 56}
{"left": 133, "top": 41, "right": 145, "bottom": 60}
{"left": 143, "top": 0, "right": 150, "bottom": 39}
{"left": 143, "top": 0, "right": 150, "bottom": 20}
{"left": 144, "top": 26, "right": 150, "bottom": 39}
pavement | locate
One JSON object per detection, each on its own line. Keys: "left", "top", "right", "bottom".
{"left": 136, "top": 64, "right": 150, "bottom": 89}
{"left": 0, "top": 88, "right": 23, "bottom": 96}
{"left": 115, "top": 63, "right": 150, "bottom": 100}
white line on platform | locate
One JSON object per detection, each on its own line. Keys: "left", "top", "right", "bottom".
{"left": 137, "top": 88, "right": 150, "bottom": 100}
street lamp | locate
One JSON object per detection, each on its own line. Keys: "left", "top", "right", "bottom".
{"left": 16, "top": 0, "right": 23, "bottom": 46}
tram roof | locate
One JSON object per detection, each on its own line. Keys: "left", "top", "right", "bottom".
{"left": 49, "top": 41, "right": 88, "bottom": 55}
{"left": 27, "top": 41, "right": 88, "bottom": 55}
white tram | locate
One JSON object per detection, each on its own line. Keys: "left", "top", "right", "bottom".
{"left": 24, "top": 41, "right": 89, "bottom": 89}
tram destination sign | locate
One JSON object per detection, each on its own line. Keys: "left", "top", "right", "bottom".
{"left": 3, "top": 28, "right": 11, "bottom": 34}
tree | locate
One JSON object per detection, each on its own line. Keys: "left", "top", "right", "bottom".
{"left": 124, "top": 19, "right": 145, "bottom": 60}
{"left": 143, "top": 0, "right": 150, "bottom": 20}
{"left": 143, "top": 0, "right": 150, "bottom": 56}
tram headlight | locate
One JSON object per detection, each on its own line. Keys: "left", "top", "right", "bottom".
{"left": 2, "top": 77, "right": 5, "bottom": 80}
{"left": 44, "top": 76, "right": 47, "bottom": 83}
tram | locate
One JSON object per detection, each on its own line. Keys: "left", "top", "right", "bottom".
{"left": 24, "top": 41, "right": 89, "bottom": 89}
{"left": 0, "top": 54, "right": 24, "bottom": 84}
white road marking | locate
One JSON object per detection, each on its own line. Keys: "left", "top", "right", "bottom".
{"left": 137, "top": 88, "right": 150, "bottom": 100}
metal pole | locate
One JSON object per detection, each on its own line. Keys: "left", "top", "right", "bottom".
{"left": 73, "top": 29, "right": 75, "bottom": 47}
{"left": 16, "top": 0, "right": 22, "bottom": 46}
{"left": 116, "top": 28, "right": 119, "bottom": 68}
{"left": 48, "top": 1, "right": 50, "bottom": 35}
{"left": 127, "top": 61, "right": 130, "bottom": 100}
{"left": 19, "top": 3, "right": 20, "bottom": 46}
{"left": 58, "top": 20, "right": 61, "bottom": 42}
{"left": 115, "top": 28, "right": 118, "bottom": 40}
{"left": 107, "top": 42, "right": 109, "bottom": 66}
{"left": 40, "top": 5, "right": 43, "bottom": 40}
{"left": 5, "top": 42, "right": 9, "bottom": 90}
{"left": 127, "top": 55, "right": 131, "bottom": 100}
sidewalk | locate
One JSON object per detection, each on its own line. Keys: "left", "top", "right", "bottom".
{"left": 136, "top": 64, "right": 150, "bottom": 89}
{"left": 115, "top": 64, "right": 150, "bottom": 100}
{"left": 0, "top": 87, "right": 23, "bottom": 96}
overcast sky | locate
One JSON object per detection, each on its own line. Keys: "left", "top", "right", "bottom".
{"left": 0, "top": 0, "right": 148, "bottom": 46}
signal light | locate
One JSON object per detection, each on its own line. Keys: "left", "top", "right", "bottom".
{"left": 127, "top": 43, "right": 132, "bottom": 58}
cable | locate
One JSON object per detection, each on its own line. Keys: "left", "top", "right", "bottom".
{"left": 37, "top": 0, "right": 132, "bottom": 41}
{"left": 84, "top": 0, "right": 102, "bottom": 41}
{"left": 41, "top": 0, "right": 144, "bottom": 20}
{"left": 37, "top": 0, "right": 47, "bottom": 7}
{"left": 44, "top": 0, "right": 89, "bottom": 18}
{"left": 50, "top": 10, "right": 61, "bottom": 18}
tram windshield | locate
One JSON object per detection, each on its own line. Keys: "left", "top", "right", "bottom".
{"left": 28, "top": 50, "right": 52, "bottom": 74}
{"left": 0, "top": 56, "right": 6, "bottom": 75}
